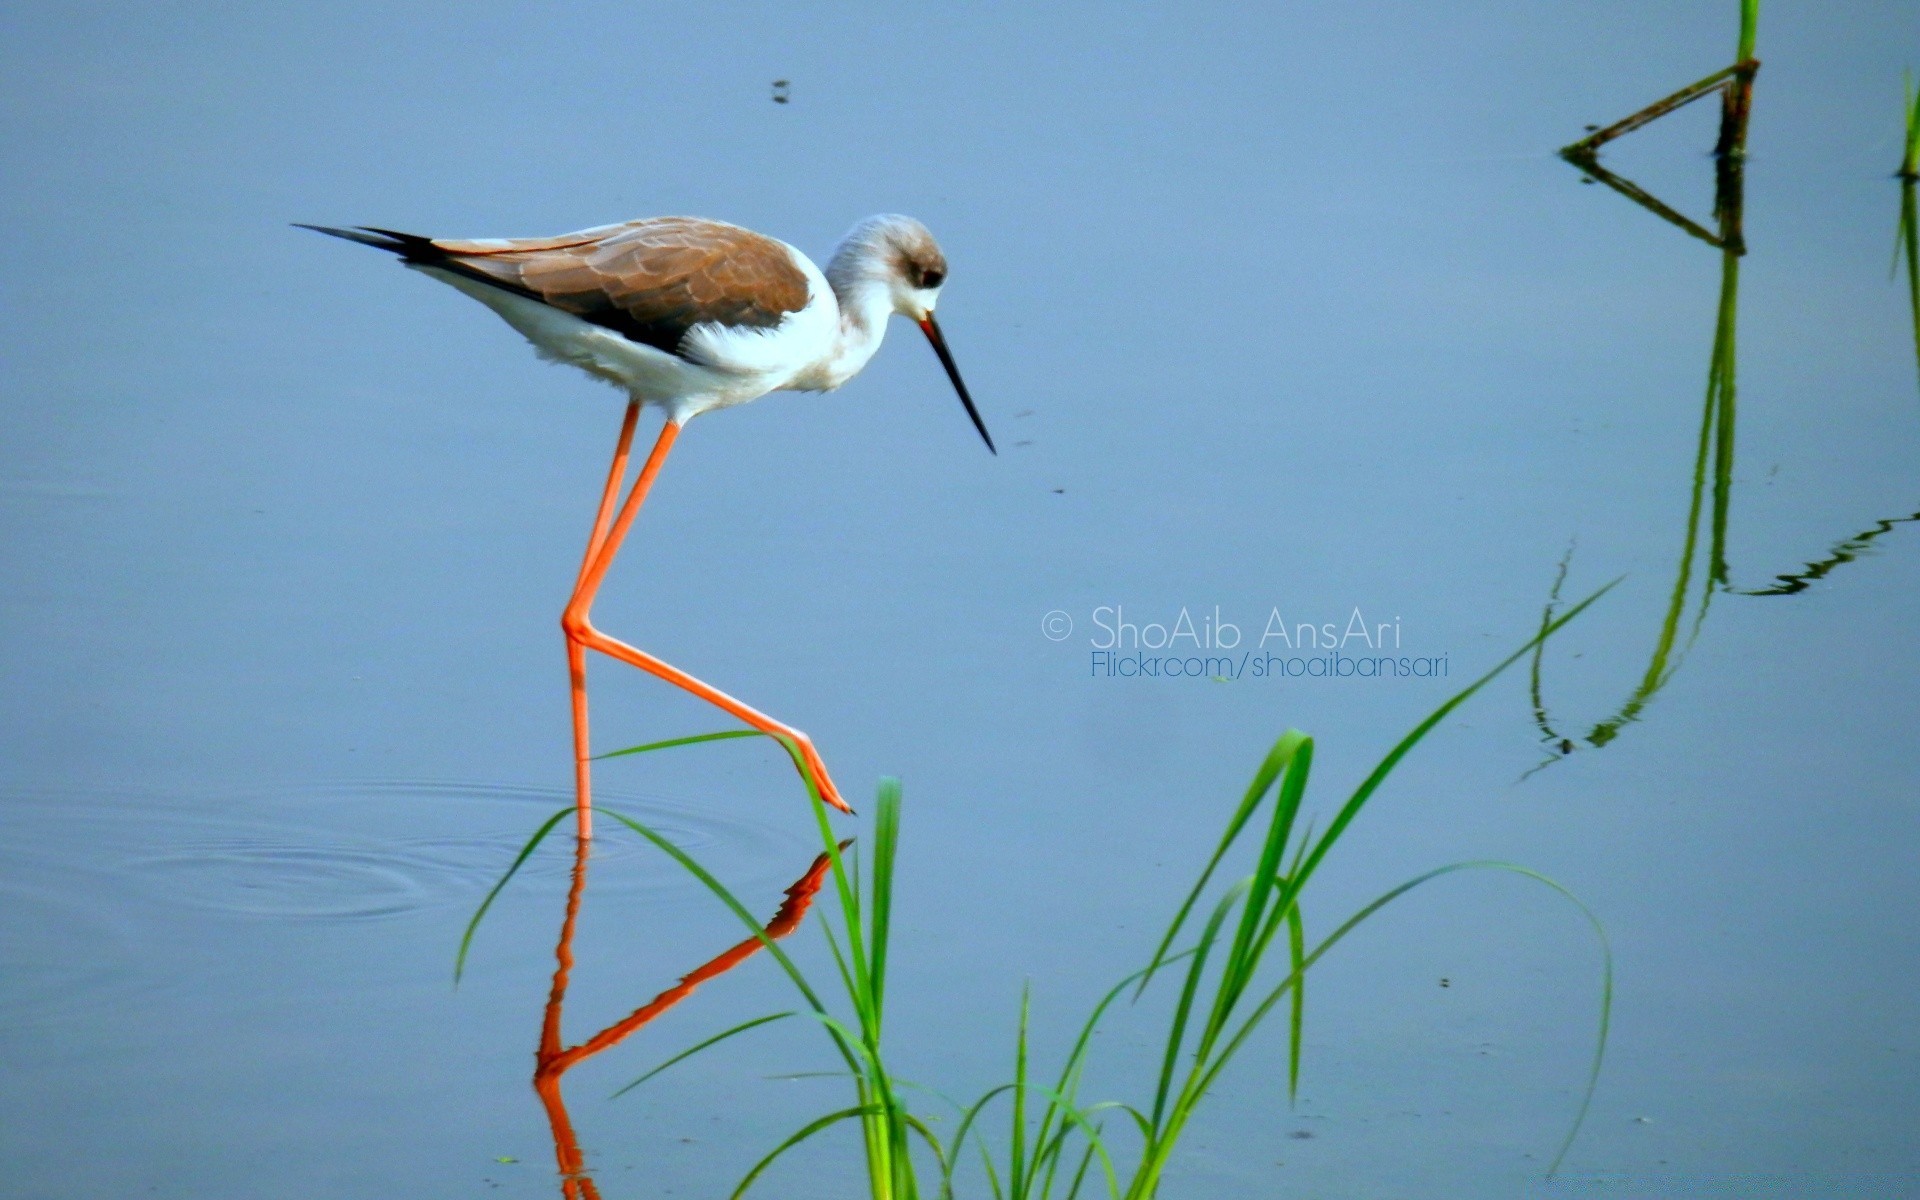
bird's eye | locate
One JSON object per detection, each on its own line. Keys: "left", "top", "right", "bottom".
{"left": 920, "top": 268, "right": 945, "bottom": 289}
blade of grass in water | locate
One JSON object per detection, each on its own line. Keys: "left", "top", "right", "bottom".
{"left": 610, "top": 1012, "right": 794, "bottom": 1098}
{"left": 1185, "top": 861, "right": 1611, "bottom": 1179}
{"left": 731, "top": 1106, "right": 880, "bottom": 1200}
{"left": 605, "top": 773, "right": 929, "bottom": 1198}
{"left": 456, "top": 726, "right": 807, "bottom": 982}
{"left": 454, "top": 805, "right": 572, "bottom": 984}
{"left": 593, "top": 728, "right": 765, "bottom": 760}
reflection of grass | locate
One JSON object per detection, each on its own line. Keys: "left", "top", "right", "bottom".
{"left": 495, "top": 588, "right": 1616, "bottom": 1199}
{"left": 1530, "top": 239, "right": 1739, "bottom": 767}
{"left": 1535, "top": 23, "right": 1754, "bottom": 771}
{"left": 1901, "top": 182, "right": 1920, "bottom": 386}
{"left": 1743, "top": 511, "right": 1920, "bottom": 595}
{"left": 1895, "top": 81, "right": 1920, "bottom": 389}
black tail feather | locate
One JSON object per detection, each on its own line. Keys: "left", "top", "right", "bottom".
{"left": 293, "top": 223, "right": 443, "bottom": 263}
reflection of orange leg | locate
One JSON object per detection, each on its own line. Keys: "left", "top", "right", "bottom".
{"left": 562, "top": 413, "right": 853, "bottom": 838}
{"left": 535, "top": 834, "right": 603, "bottom": 1200}
{"left": 534, "top": 831, "right": 836, "bottom": 1199}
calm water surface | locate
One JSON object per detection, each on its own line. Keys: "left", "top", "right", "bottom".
{"left": 3, "top": 3, "right": 1917, "bottom": 1196}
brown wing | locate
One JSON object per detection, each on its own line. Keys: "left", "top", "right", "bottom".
{"left": 423, "top": 218, "right": 812, "bottom": 357}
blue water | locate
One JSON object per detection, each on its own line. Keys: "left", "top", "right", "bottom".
{"left": 3, "top": 3, "right": 1917, "bottom": 1196}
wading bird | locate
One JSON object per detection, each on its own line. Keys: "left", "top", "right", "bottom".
{"left": 299, "top": 215, "right": 994, "bottom": 835}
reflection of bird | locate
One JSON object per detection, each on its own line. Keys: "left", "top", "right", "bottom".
{"left": 299, "top": 215, "right": 994, "bottom": 834}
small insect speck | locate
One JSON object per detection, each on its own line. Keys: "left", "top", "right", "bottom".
{"left": 771, "top": 80, "right": 790, "bottom": 104}
{"left": 1438, "top": 977, "right": 1450, "bottom": 988}
{"left": 1051, "top": 488, "right": 1065, "bottom": 494}
{"left": 1014, "top": 409, "right": 1034, "bottom": 418}
{"left": 1288, "top": 1130, "right": 1315, "bottom": 1140}
{"left": 1014, "top": 439, "right": 1033, "bottom": 447}
{"left": 1584, "top": 124, "right": 1600, "bottom": 131}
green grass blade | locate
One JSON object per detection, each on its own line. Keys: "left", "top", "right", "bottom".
{"left": 592, "top": 727, "right": 765, "bottom": 760}
{"left": 1208, "top": 736, "right": 1314, "bottom": 1039}
{"left": 1150, "top": 880, "right": 1250, "bottom": 1129}
{"left": 1197, "top": 861, "right": 1612, "bottom": 1176}
{"left": 453, "top": 805, "right": 572, "bottom": 984}
{"left": 1037, "top": 949, "right": 1197, "bottom": 1172}
{"left": 608, "top": 1012, "right": 794, "bottom": 1098}
{"left": 784, "top": 738, "right": 873, "bottom": 1024}
{"left": 1135, "top": 730, "right": 1308, "bottom": 999}
{"left": 868, "top": 778, "right": 903, "bottom": 1035}
{"left": 1012, "top": 985, "right": 1030, "bottom": 1198}
{"left": 818, "top": 917, "right": 865, "bottom": 1029}
{"left": 1285, "top": 902, "right": 1306, "bottom": 1103}
{"left": 731, "top": 1105, "right": 879, "bottom": 1200}
{"left": 902, "top": 1110, "right": 951, "bottom": 1179}
{"left": 1019, "top": 1084, "right": 1122, "bottom": 1200}
{"left": 1904, "top": 72, "right": 1920, "bottom": 178}
{"left": 1287, "top": 582, "right": 1616, "bottom": 896}
{"left": 943, "top": 1083, "right": 1021, "bottom": 1200}
{"left": 1062, "top": 1135, "right": 1099, "bottom": 1200}
{"left": 591, "top": 807, "right": 858, "bottom": 1074}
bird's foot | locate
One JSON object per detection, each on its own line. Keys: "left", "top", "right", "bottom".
{"left": 787, "top": 734, "right": 854, "bottom": 816}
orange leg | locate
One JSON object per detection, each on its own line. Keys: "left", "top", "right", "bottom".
{"left": 564, "top": 409, "right": 852, "bottom": 837}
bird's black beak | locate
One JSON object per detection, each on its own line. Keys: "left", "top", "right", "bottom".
{"left": 917, "top": 315, "right": 995, "bottom": 454}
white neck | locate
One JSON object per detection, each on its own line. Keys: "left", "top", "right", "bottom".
{"left": 815, "top": 274, "right": 893, "bottom": 388}
{"left": 795, "top": 228, "right": 898, "bottom": 392}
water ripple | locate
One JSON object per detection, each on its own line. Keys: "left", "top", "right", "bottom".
{"left": 3, "top": 779, "right": 810, "bottom": 925}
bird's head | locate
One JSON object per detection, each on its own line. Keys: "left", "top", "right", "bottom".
{"left": 830, "top": 214, "right": 994, "bottom": 453}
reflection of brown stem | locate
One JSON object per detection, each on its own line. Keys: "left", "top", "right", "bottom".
{"left": 1713, "top": 66, "right": 1757, "bottom": 253}
{"left": 1562, "top": 152, "right": 1726, "bottom": 249}
{"left": 534, "top": 834, "right": 836, "bottom": 1198}
{"left": 1559, "top": 60, "right": 1759, "bottom": 255}
{"left": 1562, "top": 61, "right": 1754, "bottom": 156}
